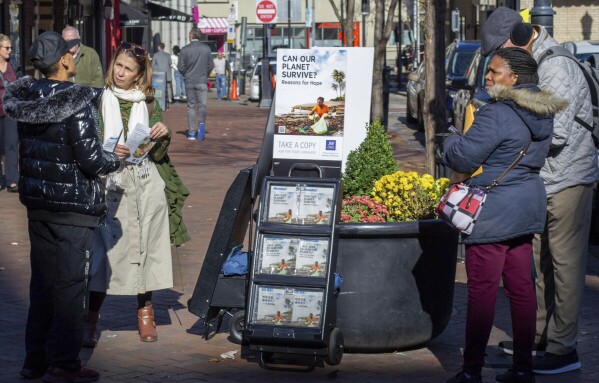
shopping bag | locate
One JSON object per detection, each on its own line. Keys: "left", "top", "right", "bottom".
{"left": 436, "top": 183, "right": 487, "bottom": 235}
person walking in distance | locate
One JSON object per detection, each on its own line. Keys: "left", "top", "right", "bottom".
{"left": 62, "top": 25, "right": 104, "bottom": 87}
{"left": 0, "top": 34, "right": 19, "bottom": 193}
{"left": 213, "top": 51, "right": 229, "bottom": 100}
{"left": 481, "top": 7, "right": 599, "bottom": 375}
{"left": 152, "top": 42, "right": 173, "bottom": 105}
{"left": 171, "top": 45, "right": 186, "bottom": 100}
{"left": 178, "top": 27, "right": 214, "bottom": 141}
{"left": 3, "top": 31, "right": 122, "bottom": 382}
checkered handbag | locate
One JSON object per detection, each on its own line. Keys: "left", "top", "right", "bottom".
{"left": 437, "top": 184, "right": 487, "bottom": 235}
{"left": 437, "top": 139, "right": 531, "bottom": 235}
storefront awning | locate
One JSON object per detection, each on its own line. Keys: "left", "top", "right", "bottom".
{"left": 147, "top": 1, "right": 193, "bottom": 23}
{"left": 197, "top": 18, "right": 228, "bottom": 35}
{"left": 120, "top": 1, "right": 149, "bottom": 27}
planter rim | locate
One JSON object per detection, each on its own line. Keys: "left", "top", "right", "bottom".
{"left": 337, "top": 219, "right": 452, "bottom": 238}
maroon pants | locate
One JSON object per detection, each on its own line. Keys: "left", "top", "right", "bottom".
{"left": 463, "top": 235, "right": 535, "bottom": 375}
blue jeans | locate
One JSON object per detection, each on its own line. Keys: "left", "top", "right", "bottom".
{"left": 174, "top": 70, "right": 186, "bottom": 98}
{"left": 216, "top": 74, "right": 226, "bottom": 100}
{"left": 185, "top": 81, "right": 207, "bottom": 133}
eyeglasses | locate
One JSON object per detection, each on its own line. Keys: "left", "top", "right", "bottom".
{"left": 119, "top": 42, "right": 146, "bottom": 57}
{"left": 1, "top": 46, "right": 11, "bottom": 50}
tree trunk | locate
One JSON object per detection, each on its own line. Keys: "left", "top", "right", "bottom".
{"left": 328, "top": 0, "right": 356, "bottom": 47}
{"left": 423, "top": 0, "right": 446, "bottom": 175}
{"left": 371, "top": 0, "right": 398, "bottom": 124}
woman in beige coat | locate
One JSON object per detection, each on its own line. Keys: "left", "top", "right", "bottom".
{"left": 86, "top": 42, "right": 173, "bottom": 345}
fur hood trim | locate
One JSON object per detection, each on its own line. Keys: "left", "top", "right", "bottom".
{"left": 3, "top": 76, "right": 101, "bottom": 123}
{"left": 488, "top": 84, "right": 568, "bottom": 116}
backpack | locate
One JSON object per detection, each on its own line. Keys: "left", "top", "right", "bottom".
{"left": 538, "top": 46, "right": 599, "bottom": 147}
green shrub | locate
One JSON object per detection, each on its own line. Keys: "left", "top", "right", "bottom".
{"left": 342, "top": 119, "right": 399, "bottom": 196}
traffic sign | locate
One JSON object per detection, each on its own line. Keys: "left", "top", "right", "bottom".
{"left": 256, "top": 0, "right": 277, "bottom": 24}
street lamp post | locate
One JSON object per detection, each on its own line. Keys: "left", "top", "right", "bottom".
{"left": 361, "top": 0, "right": 369, "bottom": 47}
{"left": 259, "top": 24, "right": 272, "bottom": 108}
{"left": 531, "top": 0, "right": 554, "bottom": 36}
{"left": 288, "top": 0, "right": 291, "bottom": 48}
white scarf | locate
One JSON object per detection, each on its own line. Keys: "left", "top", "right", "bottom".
{"left": 101, "top": 86, "right": 149, "bottom": 189}
{"left": 101, "top": 86, "right": 148, "bottom": 145}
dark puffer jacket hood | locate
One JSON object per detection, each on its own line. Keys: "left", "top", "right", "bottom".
{"left": 3, "top": 76, "right": 120, "bottom": 225}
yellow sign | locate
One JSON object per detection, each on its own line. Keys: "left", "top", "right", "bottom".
{"left": 519, "top": 8, "right": 531, "bottom": 23}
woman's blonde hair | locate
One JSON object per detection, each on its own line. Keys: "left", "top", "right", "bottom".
{"left": 0, "top": 34, "right": 11, "bottom": 45}
{"left": 105, "top": 42, "right": 155, "bottom": 101}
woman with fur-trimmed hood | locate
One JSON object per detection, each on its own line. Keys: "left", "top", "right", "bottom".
{"left": 442, "top": 48, "right": 568, "bottom": 383}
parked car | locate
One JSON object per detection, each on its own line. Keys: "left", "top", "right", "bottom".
{"left": 561, "top": 40, "right": 599, "bottom": 62}
{"left": 406, "top": 61, "right": 425, "bottom": 129}
{"left": 444, "top": 40, "right": 480, "bottom": 113}
{"left": 249, "top": 57, "right": 277, "bottom": 102}
{"left": 451, "top": 48, "right": 493, "bottom": 132}
{"left": 406, "top": 40, "right": 479, "bottom": 130}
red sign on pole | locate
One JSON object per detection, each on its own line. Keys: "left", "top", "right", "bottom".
{"left": 256, "top": 0, "right": 277, "bottom": 24}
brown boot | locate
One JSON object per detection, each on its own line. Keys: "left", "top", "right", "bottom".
{"left": 82, "top": 310, "right": 100, "bottom": 348}
{"left": 137, "top": 302, "right": 158, "bottom": 342}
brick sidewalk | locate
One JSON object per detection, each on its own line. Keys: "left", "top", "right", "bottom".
{"left": 1, "top": 91, "right": 598, "bottom": 382}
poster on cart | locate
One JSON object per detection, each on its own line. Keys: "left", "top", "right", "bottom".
{"left": 273, "top": 47, "right": 373, "bottom": 169}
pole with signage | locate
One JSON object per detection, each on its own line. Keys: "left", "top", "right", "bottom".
{"left": 257, "top": 0, "right": 277, "bottom": 108}
{"left": 451, "top": 8, "right": 460, "bottom": 41}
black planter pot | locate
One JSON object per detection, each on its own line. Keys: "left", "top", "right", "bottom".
{"left": 336, "top": 219, "right": 459, "bottom": 352}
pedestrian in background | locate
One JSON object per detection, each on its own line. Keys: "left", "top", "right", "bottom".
{"left": 213, "top": 51, "right": 229, "bottom": 100}
{"left": 481, "top": 7, "right": 599, "bottom": 375}
{"left": 85, "top": 41, "right": 181, "bottom": 346}
{"left": 178, "top": 27, "right": 214, "bottom": 141}
{"left": 0, "top": 34, "right": 18, "bottom": 193}
{"left": 3, "top": 31, "right": 121, "bottom": 382}
{"left": 62, "top": 25, "right": 104, "bottom": 87}
{"left": 442, "top": 47, "right": 567, "bottom": 383}
{"left": 152, "top": 42, "right": 173, "bottom": 105}
{"left": 171, "top": 45, "right": 186, "bottom": 100}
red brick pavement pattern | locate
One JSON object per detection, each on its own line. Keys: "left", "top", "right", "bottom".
{"left": 1, "top": 93, "right": 599, "bottom": 382}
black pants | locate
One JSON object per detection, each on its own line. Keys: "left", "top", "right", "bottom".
{"left": 23, "top": 220, "right": 94, "bottom": 371}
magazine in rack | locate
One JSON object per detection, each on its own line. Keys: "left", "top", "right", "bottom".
{"left": 257, "top": 236, "right": 299, "bottom": 276}
{"left": 294, "top": 238, "right": 329, "bottom": 277}
{"left": 265, "top": 183, "right": 335, "bottom": 225}
{"left": 257, "top": 235, "right": 329, "bottom": 277}
{"left": 252, "top": 286, "right": 324, "bottom": 328}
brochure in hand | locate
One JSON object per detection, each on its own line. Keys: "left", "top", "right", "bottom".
{"left": 124, "top": 123, "right": 155, "bottom": 164}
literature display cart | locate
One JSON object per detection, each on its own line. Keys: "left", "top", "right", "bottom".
{"left": 245, "top": 172, "right": 344, "bottom": 370}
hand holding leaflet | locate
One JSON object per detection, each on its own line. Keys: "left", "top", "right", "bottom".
{"left": 124, "top": 123, "right": 155, "bottom": 164}
{"left": 103, "top": 129, "right": 123, "bottom": 152}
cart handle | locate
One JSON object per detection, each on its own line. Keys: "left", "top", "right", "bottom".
{"left": 288, "top": 163, "right": 323, "bottom": 178}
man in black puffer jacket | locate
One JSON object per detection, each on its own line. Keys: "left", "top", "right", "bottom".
{"left": 3, "top": 31, "right": 122, "bottom": 383}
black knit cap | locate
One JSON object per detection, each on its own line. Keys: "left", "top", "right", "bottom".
{"left": 29, "top": 31, "right": 80, "bottom": 70}
{"left": 510, "top": 22, "right": 534, "bottom": 46}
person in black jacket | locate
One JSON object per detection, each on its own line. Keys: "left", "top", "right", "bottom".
{"left": 3, "top": 31, "right": 122, "bottom": 382}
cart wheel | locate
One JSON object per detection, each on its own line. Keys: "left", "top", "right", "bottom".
{"left": 228, "top": 310, "right": 245, "bottom": 345}
{"left": 324, "top": 328, "right": 343, "bottom": 365}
